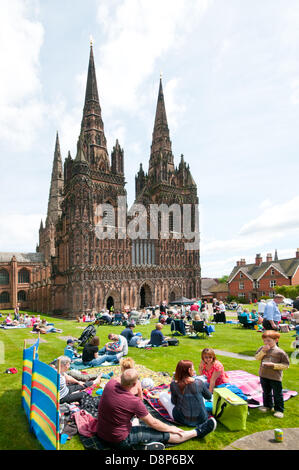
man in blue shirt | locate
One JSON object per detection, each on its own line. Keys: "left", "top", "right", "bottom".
{"left": 150, "top": 323, "right": 170, "bottom": 347}
{"left": 262, "top": 294, "right": 284, "bottom": 330}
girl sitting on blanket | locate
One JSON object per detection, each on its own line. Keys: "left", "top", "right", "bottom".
{"left": 160, "top": 360, "right": 212, "bottom": 427}
{"left": 198, "top": 348, "right": 229, "bottom": 393}
{"left": 114, "top": 357, "right": 143, "bottom": 400}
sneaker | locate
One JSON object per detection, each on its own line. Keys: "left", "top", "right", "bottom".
{"left": 273, "top": 411, "right": 284, "bottom": 418}
{"left": 143, "top": 442, "right": 165, "bottom": 451}
{"left": 259, "top": 407, "right": 272, "bottom": 413}
{"left": 196, "top": 417, "right": 217, "bottom": 439}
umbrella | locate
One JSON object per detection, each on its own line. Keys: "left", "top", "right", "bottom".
{"left": 169, "top": 296, "right": 193, "bottom": 305}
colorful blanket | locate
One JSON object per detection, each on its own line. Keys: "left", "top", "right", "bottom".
{"left": 143, "top": 370, "right": 298, "bottom": 422}
{"left": 0, "top": 324, "right": 26, "bottom": 329}
{"left": 226, "top": 370, "right": 297, "bottom": 407}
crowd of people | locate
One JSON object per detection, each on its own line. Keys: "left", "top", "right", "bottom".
{"left": 1, "top": 293, "right": 296, "bottom": 450}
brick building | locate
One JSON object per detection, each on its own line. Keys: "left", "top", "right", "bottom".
{"left": 0, "top": 253, "right": 44, "bottom": 310}
{"left": 0, "top": 44, "right": 201, "bottom": 316}
{"left": 228, "top": 249, "right": 299, "bottom": 301}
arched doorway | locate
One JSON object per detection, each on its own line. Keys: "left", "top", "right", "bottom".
{"left": 140, "top": 284, "right": 152, "bottom": 308}
{"left": 169, "top": 291, "right": 176, "bottom": 303}
{"left": 106, "top": 296, "right": 114, "bottom": 311}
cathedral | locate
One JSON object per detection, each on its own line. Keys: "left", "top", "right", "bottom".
{"left": 0, "top": 45, "right": 201, "bottom": 317}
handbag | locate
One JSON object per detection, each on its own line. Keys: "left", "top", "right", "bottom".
{"left": 212, "top": 387, "right": 248, "bottom": 431}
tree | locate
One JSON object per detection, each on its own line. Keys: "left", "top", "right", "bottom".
{"left": 218, "top": 275, "right": 228, "bottom": 284}
{"left": 275, "top": 285, "right": 299, "bottom": 299}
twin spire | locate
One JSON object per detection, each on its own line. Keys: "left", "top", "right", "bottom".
{"left": 50, "top": 43, "right": 173, "bottom": 183}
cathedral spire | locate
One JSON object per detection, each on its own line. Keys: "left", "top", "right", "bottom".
{"left": 149, "top": 77, "right": 174, "bottom": 179}
{"left": 81, "top": 43, "right": 110, "bottom": 172}
{"left": 46, "top": 132, "right": 64, "bottom": 226}
{"left": 84, "top": 42, "right": 99, "bottom": 106}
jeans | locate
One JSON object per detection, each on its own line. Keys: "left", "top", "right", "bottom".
{"left": 260, "top": 377, "right": 284, "bottom": 412}
{"left": 172, "top": 406, "right": 209, "bottom": 427}
{"left": 60, "top": 381, "right": 94, "bottom": 404}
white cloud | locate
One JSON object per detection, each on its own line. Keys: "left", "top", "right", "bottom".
{"left": 0, "top": 0, "right": 45, "bottom": 150}
{"left": 200, "top": 195, "right": 299, "bottom": 276}
{"left": 94, "top": 0, "right": 212, "bottom": 115}
{"left": 239, "top": 196, "right": 299, "bottom": 235}
{"left": 0, "top": 213, "right": 44, "bottom": 252}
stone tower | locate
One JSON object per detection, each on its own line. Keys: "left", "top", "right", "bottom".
{"left": 38, "top": 132, "right": 64, "bottom": 264}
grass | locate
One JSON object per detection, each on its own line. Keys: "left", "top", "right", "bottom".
{"left": 0, "top": 308, "right": 298, "bottom": 451}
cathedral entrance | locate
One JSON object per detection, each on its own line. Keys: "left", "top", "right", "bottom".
{"left": 169, "top": 291, "right": 176, "bottom": 303}
{"left": 106, "top": 296, "right": 114, "bottom": 312}
{"left": 140, "top": 284, "right": 152, "bottom": 309}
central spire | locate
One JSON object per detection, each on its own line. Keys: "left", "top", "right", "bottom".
{"left": 148, "top": 77, "right": 174, "bottom": 180}
{"left": 84, "top": 43, "right": 99, "bottom": 105}
{"left": 81, "top": 43, "right": 110, "bottom": 172}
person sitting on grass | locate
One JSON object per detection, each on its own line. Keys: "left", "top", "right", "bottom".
{"left": 149, "top": 323, "right": 170, "bottom": 347}
{"left": 198, "top": 348, "right": 229, "bottom": 393}
{"left": 96, "top": 368, "right": 217, "bottom": 451}
{"left": 255, "top": 330, "right": 289, "bottom": 418}
{"left": 56, "top": 356, "right": 102, "bottom": 404}
{"left": 115, "top": 357, "right": 143, "bottom": 400}
{"left": 5, "top": 313, "right": 20, "bottom": 326}
{"left": 83, "top": 334, "right": 128, "bottom": 367}
{"left": 164, "top": 360, "right": 212, "bottom": 427}
{"left": 64, "top": 339, "right": 81, "bottom": 360}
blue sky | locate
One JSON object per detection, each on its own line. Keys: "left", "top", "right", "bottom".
{"left": 1, "top": 0, "right": 299, "bottom": 278}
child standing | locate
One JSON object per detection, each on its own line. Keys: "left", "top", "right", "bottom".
{"left": 255, "top": 330, "right": 289, "bottom": 418}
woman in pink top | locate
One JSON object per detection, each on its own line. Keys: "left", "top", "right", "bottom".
{"left": 198, "top": 348, "right": 229, "bottom": 393}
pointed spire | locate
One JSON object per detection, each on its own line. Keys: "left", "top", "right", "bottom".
{"left": 40, "top": 219, "right": 44, "bottom": 230}
{"left": 153, "top": 77, "right": 169, "bottom": 134}
{"left": 81, "top": 43, "right": 110, "bottom": 171}
{"left": 84, "top": 43, "right": 99, "bottom": 105}
{"left": 149, "top": 77, "right": 174, "bottom": 178}
{"left": 46, "top": 132, "right": 64, "bottom": 226}
{"left": 274, "top": 249, "right": 278, "bottom": 261}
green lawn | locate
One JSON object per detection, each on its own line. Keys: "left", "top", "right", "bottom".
{"left": 0, "top": 309, "right": 298, "bottom": 451}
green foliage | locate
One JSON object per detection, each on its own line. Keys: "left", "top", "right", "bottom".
{"left": 218, "top": 275, "right": 228, "bottom": 283}
{"left": 275, "top": 284, "right": 299, "bottom": 300}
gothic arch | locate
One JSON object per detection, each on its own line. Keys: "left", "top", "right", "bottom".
{"left": 104, "top": 289, "right": 121, "bottom": 312}
{"left": 139, "top": 282, "right": 153, "bottom": 308}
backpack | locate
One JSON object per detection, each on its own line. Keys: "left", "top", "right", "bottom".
{"left": 167, "top": 338, "right": 179, "bottom": 346}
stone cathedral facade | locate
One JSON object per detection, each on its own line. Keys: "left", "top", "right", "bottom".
{"left": 2, "top": 45, "right": 201, "bottom": 317}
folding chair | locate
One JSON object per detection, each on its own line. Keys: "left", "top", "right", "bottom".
{"left": 192, "top": 320, "right": 208, "bottom": 338}
{"left": 112, "top": 313, "right": 123, "bottom": 325}
{"left": 171, "top": 319, "right": 186, "bottom": 336}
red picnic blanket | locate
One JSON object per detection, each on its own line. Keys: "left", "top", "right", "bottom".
{"left": 143, "top": 370, "right": 298, "bottom": 422}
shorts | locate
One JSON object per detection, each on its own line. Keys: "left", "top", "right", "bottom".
{"left": 108, "top": 425, "right": 170, "bottom": 450}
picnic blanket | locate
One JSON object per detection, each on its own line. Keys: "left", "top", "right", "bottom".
{"left": 0, "top": 324, "right": 26, "bottom": 329}
{"left": 226, "top": 370, "right": 297, "bottom": 407}
{"left": 78, "top": 401, "right": 175, "bottom": 450}
{"left": 143, "top": 370, "right": 298, "bottom": 422}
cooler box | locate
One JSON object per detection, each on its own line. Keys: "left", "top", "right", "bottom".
{"left": 212, "top": 387, "right": 248, "bottom": 431}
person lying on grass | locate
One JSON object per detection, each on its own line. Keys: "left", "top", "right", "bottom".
{"left": 96, "top": 368, "right": 217, "bottom": 451}
{"left": 198, "top": 348, "right": 229, "bottom": 393}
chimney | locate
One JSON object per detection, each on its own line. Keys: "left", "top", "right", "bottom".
{"left": 266, "top": 253, "right": 272, "bottom": 263}
{"left": 255, "top": 253, "right": 263, "bottom": 266}
{"left": 236, "top": 261, "right": 240, "bottom": 267}
{"left": 240, "top": 258, "right": 246, "bottom": 266}
{"left": 296, "top": 248, "right": 299, "bottom": 259}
